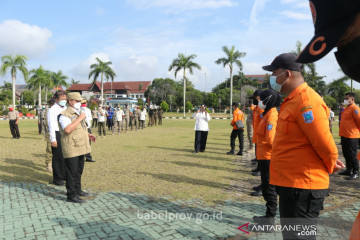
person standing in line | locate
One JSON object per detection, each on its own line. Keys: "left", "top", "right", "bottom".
{"left": 132, "top": 108, "right": 139, "bottom": 130}
{"left": 250, "top": 89, "right": 281, "bottom": 230}
{"left": 227, "top": 102, "right": 244, "bottom": 156}
{"left": 38, "top": 105, "right": 46, "bottom": 134}
{"left": 154, "top": 108, "right": 158, "bottom": 126}
{"left": 192, "top": 105, "right": 211, "bottom": 153}
{"left": 263, "top": 53, "right": 343, "bottom": 239}
{"left": 158, "top": 108, "right": 163, "bottom": 125}
{"left": 246, "top": 102, "right": 255, "bottom": 152}
{"left": 114, "top": 106, "right": 124, "bottom": 134}
{"left": 47, "top": 90, "right": 67, "bottom": 186}
{"left": 58, "top": 92, "right": 96, "bottom": 203}
{"left": 43, "top": 99, "right": 55, "bottom": 172}
{"left": 81, "top": 99, "right": 95, "bottom": 163}
{"left": 123, "top": 104, "right": 130, "bottom": 132}
{"left": 91, "top": 107, "right": 98, "bottom": 128}
{"left": 97, "top": 105, "right": 107, "bottom": 137}
{"left": 148, "top": 107, "right": 154, "bottom": 126}
{"left": 8, "top": 105, "right": 20, "bottom": 139}
{"left": 140, "top": 106, "right": 146, "bottom": 129}
{"left": 338, "top": 92, "right": 360, "bottom": 180}
{"left": 143, "top": 106, "right": 147, "bottom": 128}
{"left": 107, "top": 107, "right": 114, "bottom": 132}
{"left": 329, "top": 106, "right": 335, "bottom": 133}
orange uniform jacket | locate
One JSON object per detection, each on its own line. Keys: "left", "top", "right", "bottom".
{"left": 256, "top": 108, "right": 278, "bottom": 160}
{"left": 252, "top": 106, "right": 264, "bottom": 143}
{"left": 231, "top": 107, "right": 245, "bottom": 130}
{"left": 270, "top": 83, "right": 338, "bottom": 189}
{"left": 339, "top": 103, "right": 360, "bottom": 138}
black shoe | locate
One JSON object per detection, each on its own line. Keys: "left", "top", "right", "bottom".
{"left": 53, "top": 181, "right": 65, "bottom": 186}
{"left": 200, "top": 150, "right": 205, "bottom": 152}
{"left": 193, "top": 151, "right": 199, "bottom": 154}
{"left": 250, "top": 223, "right": 274, "bottom": 233}
{"left": 250, "top": 191, "right": 262, "bottom": 196}
{"left": 252, "top": 171, "right": 261, "bottom": 176}
{"left": 78, "top": 191, "right": 90, "bottom": 197}
{"left": 67, "top": 196, "right": 85, "bottom": 203}
{"left": 253, "top": 216, "right": 275, "bottom": 225}
{"left": 251, "top": 158, "right": 257, "bottom": 162}
{"left": 227, "top": 150, "right": 234, "bottom": 155}
{"left": 237, "top": 151, "right": 243, "bottom": 156}
{"left": 346, "top": 172, "right": 359, "bottom": 180}
{"left": 339, "top": 170, "right": 352, "bottom": 176}
{"left": 86, "top": 159, "right": 96, "bottom": 162}
{"left": 251, "top": 168, "right": 259, "bottom": 172}
{"left": 252, "top": 184, "right": 262, "bottom": 191}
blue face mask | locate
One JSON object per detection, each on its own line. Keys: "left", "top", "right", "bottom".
{"left": 58, "top": 100, "right": 67, "bottom": 107}
{"left": 270, "top": 72, "right": 287, "bottom": 92}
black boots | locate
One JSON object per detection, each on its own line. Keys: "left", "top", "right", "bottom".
{"left": 227, "top": 148, "right": 234, "bottom": 155}
{"left": 346, "top": 171, "right": 359, "bottom": 180}
{"left": 339, "top": 169, "right": 352, "bottom": 176}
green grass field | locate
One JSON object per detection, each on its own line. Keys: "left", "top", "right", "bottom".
{"left": 0, "top": 118, "right": 348, "bottom": 207}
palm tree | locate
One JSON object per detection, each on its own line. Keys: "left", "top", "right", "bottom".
{"left": 89, "top": 57, "right": 116, "bottom": 105}
{"left": 0, "top": 81, "right": 12, "bottom": 91}
{"left": 27, "top": 66, "right": 49, "bottom": 106}
{"left": 52, "top": 70, "right": 69, "bottom": 91}
{"left": 215, "top": 46, "right": 246, "bottom": 112}
{"left": 168, "top": 53, "right": 201, "bottom": 117}
{"left": 71, "top": 78, "right": 80, "bottom": 85}
{"left": 0, "top": 55, "right": 29, "bottom": 107}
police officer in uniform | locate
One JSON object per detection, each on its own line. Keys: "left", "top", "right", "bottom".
{"left": 158, "top": 108, "right": 163, "bottom": 125}
{"left": 8, "top": 105, "right": 20, "bottom": 139}
{"left": 81, "top": 99, "right": 95, "bottom": 163}
{"left": 58, "top": 92, "right": 96, "bottom": 203}
{"left": 263, "top": 53, "right": 344, "bottom": 239}
{"left": 123, "top": 104, "right": 130, "bottom": 132}
{"left": 43, "top": 99, "right": 55, "bottom": 172}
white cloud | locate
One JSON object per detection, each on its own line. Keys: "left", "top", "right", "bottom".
{"left": 115, "top": 55, "right": 158, "bottom": 81}
{"left": 281, "top": 11, "right": 311, "bottom": 20}
{"left": 126, "top": 0, "right": 237, "bottom": 11}
{"left": 72, "top": 52, "right": 110, "bottom": 79}
{"left": 0, "top": 20, "right": 53, "bottom": 58}
{"left": 249, "top": 0, "right": 269, "bottom": 28}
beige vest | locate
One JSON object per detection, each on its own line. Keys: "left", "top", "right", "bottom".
{"left": 8, "top": 111, "right": 19, "bottom": 120}
{"left": 58, "top": 108, "right": 91, "bottom": 158}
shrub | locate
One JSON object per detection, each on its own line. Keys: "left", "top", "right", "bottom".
{"left": 185, "top": 101, "right": 193, "bottom": 112}
{"left": 160, "top": 101, "right": 169, "bottom": 112}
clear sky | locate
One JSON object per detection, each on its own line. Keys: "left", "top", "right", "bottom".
{"left": 0, "top": 0, "right": 353, "bottom": 91}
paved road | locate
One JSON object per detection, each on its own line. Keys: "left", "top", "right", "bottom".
{"left": 1, "top": 181, "right": 358, "bottom": 240}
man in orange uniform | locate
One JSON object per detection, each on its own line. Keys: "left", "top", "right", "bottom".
{"left": 252, "top": 89, "right": 282, "bottom": 229}
{"left": 227, "top": 102, "right": 245, "bottom": 156}
{"left": 263, "top": 53, "right": 344, "bottom": 239}
{"left": 339, "top": 92, "right": 360, "bottom": 180}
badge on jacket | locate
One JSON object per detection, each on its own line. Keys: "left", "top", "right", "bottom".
{"left": 267, "top": 124, "right": 273, "bottom": 131}
{"left": 355, "top": 110, "right": 359, "bottom": 114}
{"left": 303, "top": 111, "right": 314, "bottom": 123}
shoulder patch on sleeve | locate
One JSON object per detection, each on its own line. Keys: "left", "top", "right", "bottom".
{"left": 355, "top": 110, "right": 359, "bottom": 114}
{"left": 267, "top": 124, "right": 273, "bottom": 131}
{"left": 302, "top": 111, "right": 314, "bottom": 123}
{"left": 301, "top": 105, "right": 313, "bottom": 112}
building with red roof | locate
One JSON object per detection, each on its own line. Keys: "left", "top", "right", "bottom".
{"left": 66, "top": 81, "right": 151, "bottom": 100}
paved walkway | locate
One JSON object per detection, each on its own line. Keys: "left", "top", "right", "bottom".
{"left": 1, "top": 181, "right": 358, "bottom": 240}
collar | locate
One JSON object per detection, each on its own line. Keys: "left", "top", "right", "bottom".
{"left": 69, "top": 107, "right": 80, "bottom": 115}
{"left": 284, "top": 82, "right": 308, "bottom": 102}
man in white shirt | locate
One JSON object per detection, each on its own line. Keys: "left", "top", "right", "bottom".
{"left": 47, "top": 90, "right": 67, "bottom": 186}
{"left": 114, "top": 106, "right": 124, "bottom": 134}
{"left": 192, "top": 105, "right": 211, "bottom": 153}
{"left": 97, "top": 105, "right": 107, "bottom": 137}
{"left": 81, "top": 99, "right": 95, "bottom": 162}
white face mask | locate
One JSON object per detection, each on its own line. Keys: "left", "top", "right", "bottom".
{"left": 258, "top": 101, "right": 266, "bottom": 110}
{"left": 74, "top": 102, "right": 81, "bottom": 110}
{"left": 58, "top": 100, "right": 67, "bottom": 107}
{"left": 344, "top": 99, "right": 350, "bottom": 106}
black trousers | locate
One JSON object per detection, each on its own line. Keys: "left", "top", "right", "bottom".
{"left": 258, "top": 160, "right": 277, "bottom": 218}
{"left": 98, "top": 122, "right": 106, "bottom": 136}
{"left": 92, "top": 118, "right": 98, "bottom": 128}
{"left": 9, "top": 120, "right": 20, "bottom": 138}
{"left": 341, "top": 137, "right": 359, "bottom": 172}
{"left": 194, "top": 131, "right": 208, "bottom": 152}
{"left": 38, "top": 122, "right": 42, "bottom": 134}
{"left": 65, "top": 155, "right": 85, "bottom": 198}
{"left": 276, "top": 186, "right": 328, "bottom": 240}
{"left": 107, "top": 118, "right": 113, "bottom": 130}
{"left": 51, "top": 131, "right": 66, "bottom": 184}
{"left": 85, "top": 128, "right": 93, "bottom": 161}
{"left": 230, "top": 129, "right": 244, "bottom": 153}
